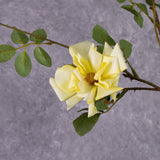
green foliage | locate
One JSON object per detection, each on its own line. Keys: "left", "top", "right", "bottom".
{"left": 145, "top": 0, "right": 152, "bottom": 6}
{"left": 11, "top": 30, "right": 29, "bottom": 44}
{"left": 92, "top": 25, "right": 116, "bottom": 46}
{"left": 137, "top": 3, "right": 148, "bottom": 15}
{"left": 117, "top": 0, "right": 126, "bottom": 3}
{"left": 95, "top": 96, "right": 110, "bottom": 111}
{"left": 0, "top": 45, "right": 16, "bottom": 62}
{"left": 30, "top": 29, "right": 47, "bottom": 43}
{"left": 97, "top": 45, "right": 104, "bottom": 54}
{"left": 145, "top": 0, "right": 160, "bottom": 8}
{"left": 34, "top": 46, "right": 52, "bottom": 67}
{"left": 73, "top": 113, "right": 100, "bottom": 136}
{"left": 121, "top": 5, "right": 138, "bottom": 16}
{"left": 116, "top": 89, "right": 128, "bottom": 100}
{"left": 95, "top": 100, "right": 108, "bottom": 111}
{"left": 15, "top": 51, "right": 32, "bottom": 77}
{"left": 156, "top": 4, "right": 160, "bottom": 8}
{"left": 77, "top": 108, "right": 88, "bottom": 112}
{"left": 119, "top": 39, "right": 132, "bottom": 58}
{"left": 134, "top": 13, "right": 144, "bottom": 28}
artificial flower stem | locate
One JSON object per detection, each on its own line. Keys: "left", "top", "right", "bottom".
{"left": 128, "top": 0, "right": 154, "bottom": 23}
{"left": 152, "top": 0, "right": 160, "bottom": 46}
{"left": 101, "top": 89, "right": 128, "bottom": 114}
{"left": 125, "top": 87, "right": 160, "bottom": 91}
{"left": 0, "top": 22, "right": 69, "bottom": 48}
{"left": 123, "top": 70, "right": 160, "bottom": 89}
{"left": 102, "top": 86, "right": 160, "bottom": 114}
{"left": 15, "top": 42, "right": 52, "bottom": 51}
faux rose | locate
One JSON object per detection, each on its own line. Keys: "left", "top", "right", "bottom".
{"left": 49, "top": 41, "right": 127, "bottom": 117}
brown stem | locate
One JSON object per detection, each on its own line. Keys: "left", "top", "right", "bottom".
{"left": 123, "top": 70, "right": 160, "bottom": 89}
{"left": 0, "top": 22, "right": 69, "bottom": 49}
{"left": 125, "top": 87, "right": 160, "bottom": 91}
{"left": 150, "top": 6, "right": 160, "bottom": 34}
{"left": 151, "top": 0, "right": 160, "bottom": 46}
{"left": 101, "top": 86, "right": 160, "bottom": 114}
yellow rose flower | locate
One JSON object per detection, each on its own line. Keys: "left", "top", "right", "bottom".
{"left": 49, "top": 41, "right": 127, "bottom": 117}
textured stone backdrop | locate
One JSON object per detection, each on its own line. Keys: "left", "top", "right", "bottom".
{"left": 0, "top": 0, "right": 160, "bottom": 160}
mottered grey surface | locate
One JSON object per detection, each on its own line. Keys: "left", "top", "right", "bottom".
{"left": 0, "top": 0, "right": 160, "bottom": 160}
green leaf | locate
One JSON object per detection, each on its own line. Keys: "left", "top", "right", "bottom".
{"left": 95, "top": 96, "right": 110, "bottom": 111}
{"left": 11, "top": 30, "right": 29, "bottom": 44}
{"left": 117, "top": 0, "right": 126, "bottom": 3}
{"left": 155, "top": 3, "right": 160, "bottom": 8}
{"left": 73, "top": 113, "right": 100, "bottom": 136}
{"left": 121, "top": 5, "right": 139, "bottom": 16}
{"left": 92, "top": 25, "right": 116, "bottom": 46}
{"left": 77, "top": 108, "right": 88, "bottom": 112}
{"left": 0, "top": 45, "right": 16, "bottom": 63}
{"left": 137, "top": 3, "right": 148, "bottom": 15}
{"left": 134, "top": 13, "right": 144, "bottom": 28}
{"left": 15, "top": 51, "right": 32, "bottom": 77}
{"left": 145, "top": 0, "right": 160, "bottom": 8}
{"left": 97, "top": 46, "right": 104, "bottom": 54}
{"left": 34, "top": 46, "right": 52, "bottom": 67}
{"left": 30, "top": 29, "right": 47, "bottom": 43}
{"left": 119, "top": 39, "right": 132, "bottom": 58}
{"left": 95, "top": 99, "right": 108, "bottom": 111}
{"left": 145, "top": 0, "right": 152, "bottom": 6}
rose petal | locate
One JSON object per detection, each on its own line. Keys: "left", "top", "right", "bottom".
{"left": 49, "top": 78, "right": 75, "bottom": 101}
{"left": 69, "top": 41, "right": 93, "bottom": 59}
{"left": 102, "top": 56, "right": 121, "bottom": 77}
{"left": 88, "top": 47, "right": 102, "bottom": 72}
{"left": 88, "top": 102, "right": 98, "bottom": 117}
{"left": 95, "top": 86, "right": 123, "bottom": 100}
{"left": 66, "top": 94, "right": 83, "bottom": 110}
{"left": 55, "top": 65, "right": 76, "bottom": 92}
{"left": 103, "top": 42, "right": 113, "bottom": 56}
{"left": 111, "top": 43, "right": 127, "bottom": 72}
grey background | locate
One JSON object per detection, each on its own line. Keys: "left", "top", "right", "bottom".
{"left": 0, "top": 0, "right": 160, "bottom": 160}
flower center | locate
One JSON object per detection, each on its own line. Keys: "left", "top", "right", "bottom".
{"left": 85, "top": 73, "right": 98, "bottom": 85}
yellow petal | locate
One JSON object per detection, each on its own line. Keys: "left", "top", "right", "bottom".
{"left": 77, "top": 80, "right": 92, "bottom": 98}
{"left": 88, "top": 47, "right": 102, "bottom": 72}
{"left": 95, "top": 86, "right": 123, "bottom": 100}
{"left": 86, "top": 86, "right": 97, "bottom": 104}
{"left": 111, "top": 43, "right": 127, "bottom": 72}
{"left": 73, "top": 68, "right": 85, "bottom": 81}
{"left": 73, "top": 54, "right": 92, "bottom": 75}
{"left": 68, "top": 72, "right": 79, "bottom": 89}
{"left": 111, "top": 93, "right": 117, "bottom": 101}
{"left": 94, "top": 62, "right": 107, "bottom": 80}
{"left": 49, "top": 78, "right": 75, "bottom": 101}
{"left": 69, "top": 41, "right": 93, "bottom": 59}
{"left": 103, "top": 42, "right": 113, "bottom": 56}
{"left": 112, "top": 74, "right": 120, "bottom": 87}
{"left": 102, "top": 56, "right": 121, "bottom": 77}
{"left": 55, "top": 65, "right": 76, "bottom": 92}
{"left": 88, "top": 102, "right": 98, "bottom": 117}
{"left": 110, "top": 75, "right": 120, "bottom": 101}
{"left": 95, "top": 78, "right": 113, "bottom": 88}
{"left": 73, "top": 55, "right": 87, "bottom": 76}
{"left": 66, "top": 95, "right": 83, "bottom": 110}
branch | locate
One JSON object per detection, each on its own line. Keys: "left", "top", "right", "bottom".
{"left": 152, "top": 0, "right": 160, "bottom": 46}
{"left": 128, "top": 0, "right": 154, "bottom": 23}
{"left": 123, "top": 70, "right": 160, "bottom": 89}
{"left": 125, "top": 87, "right": 160, "bottom": 91}
{"left": 0, "top": 22, "right": 69, "bottom": 49}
